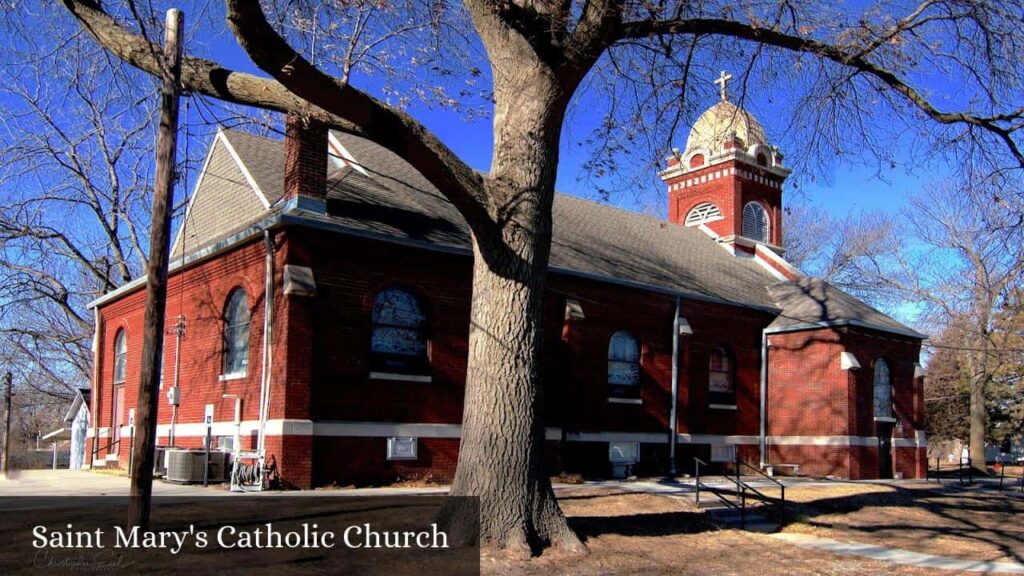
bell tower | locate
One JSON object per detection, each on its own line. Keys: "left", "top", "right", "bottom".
{"left": 659, "top": 71, "right": 791, "bottom": 255}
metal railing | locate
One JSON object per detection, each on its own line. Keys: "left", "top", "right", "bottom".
{"left": 926, "top": 457, "right": 974, "bottom": 484}
{"left": 997, "top": 462, "right": 1024, "bottom": 493}
{"left": 694, "top": 457, "right": 747, "bottom": 526}
{"left": 694, "top": 457, "right": 787, "bottom": 529}
{"left": 89, "top": 437, "right": 121, "bottom": 465}
{"left": 736, "top": 457, "right": 787, "bottom": 521}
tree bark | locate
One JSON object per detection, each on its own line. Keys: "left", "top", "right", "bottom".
{"left": 446, "top": 53, "right": 583, "bottom": 556}
{"left": 967, "top": 345, "right": 989, "bottom": 473}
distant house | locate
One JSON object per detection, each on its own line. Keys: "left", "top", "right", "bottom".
{"left": 66, "top": 388, "right": 90, "bottom": 470}
{"left": 85, "top": 84, "right": 927, "bottom": 487}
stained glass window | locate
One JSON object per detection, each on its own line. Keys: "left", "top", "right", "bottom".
{"left": 113, "top": 329, "right": 127, "bottom": 383}
{"left": 874, "top": 359, "right": 893, "bottom": 418}
{"left": 372, "top": 288, "right": 428, "bottom": 371}
{"left": 222, "top": 288, "right": 250, "bottom": 375}
{"left": 709, "top": 347, "right": 734, "bottom": 404}
{"left": 608, "top": 331, "right": 640, "bottom": 387}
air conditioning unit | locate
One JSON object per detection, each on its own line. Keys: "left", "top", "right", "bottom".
{"left": 154, "top": 446, "right": 170, "bottom": 477}
{"left": 165, "top": 449, "right": 228, "bottom": 483}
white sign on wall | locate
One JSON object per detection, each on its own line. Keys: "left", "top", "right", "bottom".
{"left": 204, "top": 404, "right": 214, "bottom": 427}
{"left": 127, "top": 408, "right": 135, "bottom": 428}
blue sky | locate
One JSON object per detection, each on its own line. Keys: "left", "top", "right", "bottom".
{"left": 197, "top": 28, "right": 949, "bottom": 222}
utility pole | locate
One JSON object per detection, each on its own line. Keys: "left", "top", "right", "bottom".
{"left": 128, "top": 8, "right": 183, "bottom": 530}
{"left": 1, "top": 372, "right": 11, "bottom": 476}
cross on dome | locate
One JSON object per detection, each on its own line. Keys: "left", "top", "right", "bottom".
{"left": 714, "top": 70, "right": 733, "bottom": 101}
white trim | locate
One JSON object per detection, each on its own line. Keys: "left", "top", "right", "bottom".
{"left": 218, "top": 372, "right": 247, "bottom": 382}
{"left": 327, "top": 132, "right": 369, "bottom": 176}
{"left": 840, "top": 351, "right": 861, "bottom": 370}
{"left": 219, "top": 131, "right": 272, "bottom": 209}
{"left": 709, "top": 404, "right": 738, "bottom": 411}
{"left": 85, "top": 427, "right": 110, "bottom": 439}
{"left": 767, "top": 435, "right": 878, "bottom": 447}
{"left": 368, "top": 372, "right": 433, "bottom": 383}
{"left": 314, "top": 421, "right": 461, "bottom": 438}
{"left": 566, "top": 431, "right": 668, "bottom": 444}
{"left": 753, "top": 244, "right": 800, "bottom": 281}
{"left": 894, "top": 438, "right": 924, "bottom": 448}
{"left": 608, "top": 397, "right": 643, "bottom": 405}
{"left": 873, "top": 417, "right": 897, "bottom": 423}
{"left": 677, "top": 434, "right": 760, "bottom": 445}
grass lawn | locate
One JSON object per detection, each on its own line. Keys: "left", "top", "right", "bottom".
{"left": 485, "top": 486, "right": 944, "bottom": 575}
{"left": 782, "top": 481, "right": 1024, "bottom": 564}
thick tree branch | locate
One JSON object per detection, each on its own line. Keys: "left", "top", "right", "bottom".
{"left": 61, "top": 0, "right": 492, "bottom": 232}
{"left": 618, "top": 17, "right": 1024, "bottom": 167}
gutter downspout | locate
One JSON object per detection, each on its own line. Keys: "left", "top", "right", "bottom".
{"left": 257, "top": 230, "right": 275, "bottom": 457}
{"left": 668, "top": 297, "right": 681, "bottom": 475}
{"left": 759, "top": 330, "right": 769, "bottom": 468}
{"left": 90, "top": 307, "right": 102, "bottom": 468}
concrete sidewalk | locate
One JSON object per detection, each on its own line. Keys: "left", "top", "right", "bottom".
{"left": 773, "top": 532, "right": 1024, "bottom": 574}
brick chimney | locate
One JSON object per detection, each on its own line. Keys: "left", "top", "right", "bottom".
{"left": 283, "top": 114, "right": 327, "bottom": 211}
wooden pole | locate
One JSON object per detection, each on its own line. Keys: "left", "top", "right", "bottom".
{"left": 128, "top": 8, "right": 183, "bottom": 530}
{"left": 1, "top": 372, "right": 12, "bottom": 476}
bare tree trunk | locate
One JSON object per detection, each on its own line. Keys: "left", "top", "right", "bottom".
{"left": 447, "top": 62, "right": 583, "bottom": 556}
{"left": 967, "top": 348, "right": 989, "bottom": 473}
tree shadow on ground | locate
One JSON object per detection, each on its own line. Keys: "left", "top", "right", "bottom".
{"left": 569, "top": 510, "right": 717, "bottom": 541}
{"left": 780, "top": 482, "right": 1024, "bottom": 564}
{"left": 561, "top": 482, "right": 1024, "bottom": 564}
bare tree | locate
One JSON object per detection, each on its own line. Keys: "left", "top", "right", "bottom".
{"left": 60, "top": 0, "right": 1024, "bottom": 554}
{"left": 817, "top": 184, "right": 1024, "bottom": 470}
{"left": 0, "top": 16, "right": 160, "bottom": 401}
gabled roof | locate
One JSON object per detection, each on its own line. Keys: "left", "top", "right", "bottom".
{"left": 98, "top": 127, "right": 922, "bottom": 339}
{"left": 64, "top": 388, "right": 91, "bottom": 423}
{"left": 767, "top": 277, "right": 924, "bottom": 338}
{"left": 225, "top": 129, "right": 781, "bottom": 309}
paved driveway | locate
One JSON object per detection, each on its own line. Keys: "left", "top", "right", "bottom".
{"left": 0, "top": 469, "right": 221, "bottom": 497}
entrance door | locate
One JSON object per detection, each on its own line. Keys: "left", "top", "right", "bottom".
{"left": 877, "top": 423, "right": 893, "bottom": 479}
{"left": 112, "top": 385, "right": 125, "bottom": 450}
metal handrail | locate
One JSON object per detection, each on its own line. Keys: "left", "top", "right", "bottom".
{"left": 91, "top": 437, "right": 120, "bottom": 458}
{"left": 737, "top": 457, "right": 787, "bottom": 520}
{"left": 694, "top": 458, "right": 744, "bottom": 509}
{"left": 695, "top": 457, "right": 774, "bottom": 529}
{"left": 737, "top": 459, "right": 785, "bottom": 488}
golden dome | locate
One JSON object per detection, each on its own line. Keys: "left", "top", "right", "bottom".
{"left": 684, "top": 100, "right": 768, "bottom": 154}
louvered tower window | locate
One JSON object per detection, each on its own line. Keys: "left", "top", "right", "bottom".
{"left": 742, "top": 202, "right": 769, "bottom": 242}
{"left": 684, "top": 202, "right": 723, "bottom": 226}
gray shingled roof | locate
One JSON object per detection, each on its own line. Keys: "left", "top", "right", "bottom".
{"left": 215, "top": 128, "right": 921, "bottom": 337}
{"left": 768, "top": 277, "right": 923, "bottom": 337}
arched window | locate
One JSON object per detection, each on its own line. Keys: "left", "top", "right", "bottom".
{"left": 742, "top": 202, "right": 769, "bottom": 242}
{"left": 684, "top": 202, "right": 723, "bottom": 226}
{"left": 608, "top": 331, "right": 640, "bottom": 399}
{"left": 371, "top": 287, "right": 428, "bottom": 373}
{"left": 222, "top": 288, "right": 250, "bottom": 376}
{"left": 113, "top": 329, "right": 127, "bottom": 383}
{"left": 756, "top": 152, "right": 768, "bottom": 167}
{"left": 873, "top": 359, "right": 893, "bottom": 419}
{"left": 709, "top": 347, "right": 735, "bottom": 406}
{"left": 688, "top": 153, "right": 705, "bottom": 168}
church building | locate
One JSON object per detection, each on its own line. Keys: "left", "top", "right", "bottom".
{"left": 85, "top": 78, "right": 927, "bottom": 488}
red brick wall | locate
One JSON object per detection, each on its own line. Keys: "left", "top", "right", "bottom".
{"left": 665, "top": 159, "right": 785, "bottom": 245}
{"left": 92, "top": 235, "right": 286, "bottom": 468}
{"left": 765, "top": 326, "right": 923, "bottom": 479}
{"left": 92, "top": 221, "right": 923, "bottom": 485}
